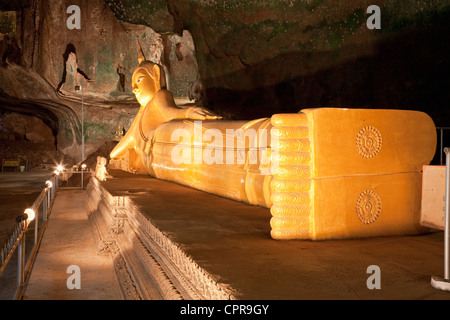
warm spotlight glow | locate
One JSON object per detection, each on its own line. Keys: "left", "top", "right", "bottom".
{"left": 45, "top": 180, "right": 53, "bottom": 188}
{"left": 81, "top": 164, "right": 87, "bottom": 170}
{"left": 57, "top": 165, "right": 63, "bottom": 172}
{"left": 24, "top": 208, "right": 35, "bottom": 222}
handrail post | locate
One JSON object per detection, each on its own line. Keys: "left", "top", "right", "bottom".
{"left": 34, "top": 207, "right": 39, "bottom": 245}
{"left": 47, "top": 188, "right": 51, "bottom": 213}
{"left": 52, "top": 177, "right": 56, "bottom": 200}
{"left": 441, "top": 129, "right": 444, "bottom": 165}
{"left": 445, "top": 147, "right": 450, "bottom": 280}
{"left": 431, "top": 147, "right": 450, "bottom": 291}
{"left": 51, "top": 181, "right": 55, "bottom": 200}
{"left": 43, "top": 192, "right": 47, "bottom": 222}
{"left": 17, "top": 222, "right": 25, "bottom": 288}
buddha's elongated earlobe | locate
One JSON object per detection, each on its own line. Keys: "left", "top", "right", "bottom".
{"left": 137, "top": 39, "right": 146, "bottom": 64}
{"left": 153, "top": 64, "right": 167, "bottom": 89}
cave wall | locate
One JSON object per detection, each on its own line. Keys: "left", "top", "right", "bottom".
{"left": 105, "top": 0, "right": 450, "bottom": 124}
{"left": 14, "top": 0, "right": 199, "bottom": 98}
{"left": 0, "top": 0, "right": 200, "bottom": 163}
{"left": 0, "top": 111, "right": 54, "bottom": 142}
{"left": 1, "top": 0, "right": 450, "bottom": 165}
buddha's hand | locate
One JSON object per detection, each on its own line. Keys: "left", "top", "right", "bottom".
{"left": 186, "top": 107, "right": 222, "bottom": 120}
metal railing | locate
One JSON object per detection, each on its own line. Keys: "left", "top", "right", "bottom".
{"left": 437, "top": 127, "right": 450, "bottom": 165}
{"left": 57, "top": 167, "right": 90, "bottom": 190}
{"left": 431, "top": 147, "right": 450, "bottom": 292}
{"left": 0, "top": 173, "right": 59, "bottom": 300}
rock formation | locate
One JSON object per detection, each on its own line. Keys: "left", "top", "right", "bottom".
{"left": 105, "top": 0, "right": 450, "bottom": 123}
{"left": 0, "top": 0, "right": 449, "bottom": 164}
{"left": 0, "top": 0, "right": 200, "bottom": 164}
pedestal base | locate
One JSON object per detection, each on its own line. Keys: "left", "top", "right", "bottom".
{"left": 83, "top": 170, "right": 450, "bottom": 299}
{"left": 431, "top": 276, "right": 450, "bottom": 292}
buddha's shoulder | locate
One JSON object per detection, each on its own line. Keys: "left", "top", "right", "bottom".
{"left": 153, "top": 89, "right": 177, "bottom": 107}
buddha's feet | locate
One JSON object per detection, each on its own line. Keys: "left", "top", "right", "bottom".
{"left": 269, "top": 108, "right": 436, "bottom": 240}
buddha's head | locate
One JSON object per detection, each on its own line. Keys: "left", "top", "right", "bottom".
{"left": 132, "top": 40, "right": 167, "bottom": 107}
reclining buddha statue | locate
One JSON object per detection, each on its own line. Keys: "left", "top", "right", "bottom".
{"left": 110, "top": 42, "right": 437, "bottom": 240}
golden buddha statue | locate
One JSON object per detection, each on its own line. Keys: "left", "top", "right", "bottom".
{"left": 110, "top": 42, "right": 437, "bottom": 240}
{"left": 110, "top": 41, "right": 274, "bottom": 208}
{"left": 110, "top": 41, "right": 220, "bottom": 165}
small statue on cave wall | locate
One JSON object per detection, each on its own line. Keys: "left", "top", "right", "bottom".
{"left": 113, "top": 124, "right": 125, "bottom": 141}
{"left": 116, "top": 65, "right": 126, "bottom": 92}
{"left": 188, "top": 78, "right": 205, "bottom": 108}
{"left": 95, "top": 156, "right": 112, "bottom": 181}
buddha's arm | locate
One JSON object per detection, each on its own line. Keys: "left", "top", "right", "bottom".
{"left": 111, "top": 90, "right": 220, "bottom": 160}
{"left": 158, "top": 90, "right": 220, "bottom": 121}
{"left": 110, "top": 110, "right": 142, "bottom": 159}
{"left": 110, "top": 132, "right": 134, "bottom": 159}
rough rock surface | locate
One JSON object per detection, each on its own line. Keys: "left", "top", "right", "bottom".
{"left": 0, "top": 0, "right": 449, "bottom": 163}
{"left": 0, "top": 0, "right": 200, "bottom": 161}
{"left": 105, "top": 0, "right": 450, "bottom": 123}
{"left": 0, "top": 112, "right": 54, "bottom": 143}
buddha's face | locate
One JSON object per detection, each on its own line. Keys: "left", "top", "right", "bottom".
{"left": 132, "top": 65, "right": 159, "bottom": 107}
